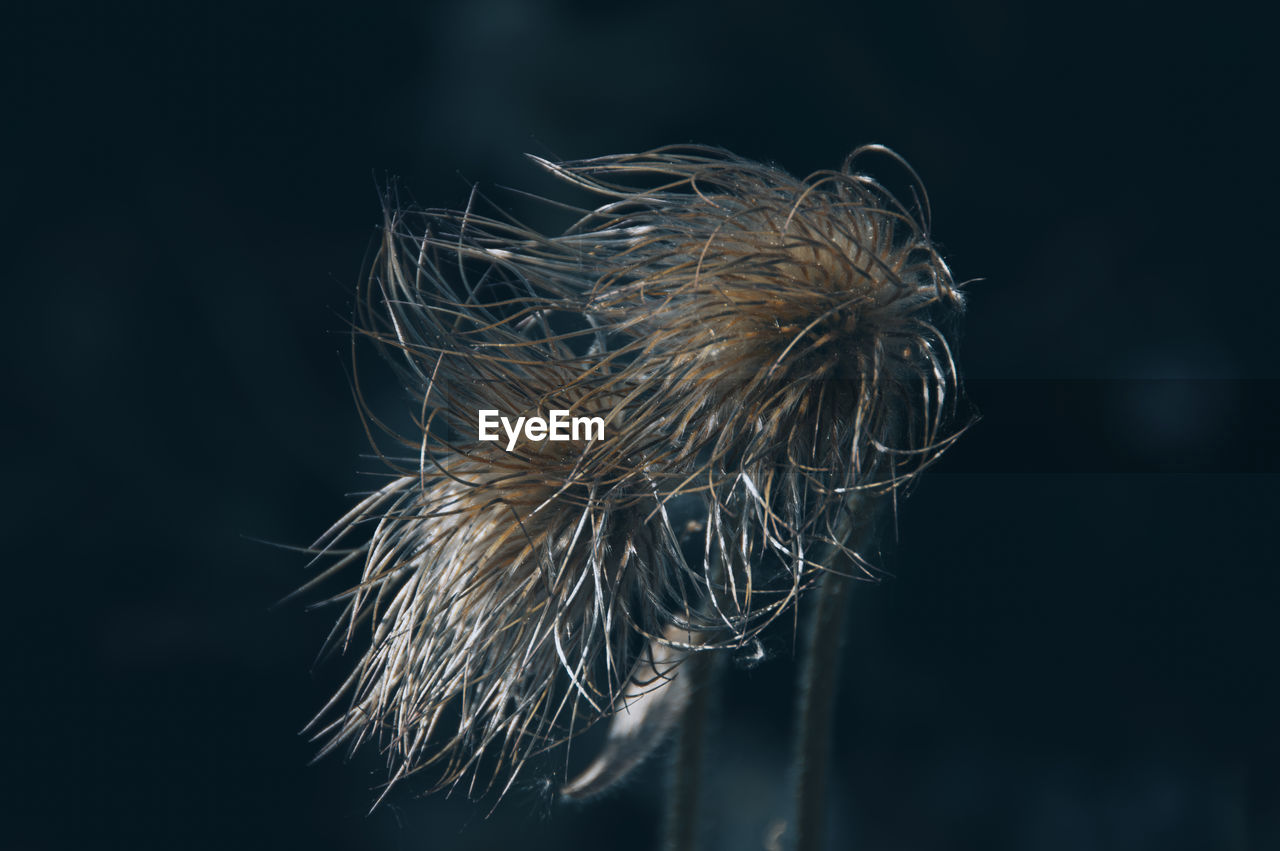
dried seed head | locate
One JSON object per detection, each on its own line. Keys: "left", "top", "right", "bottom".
{"left": 305, "top": 146, "right": 968, "bottom": 802}
{"left": 307, "top": 208, "right": 748, "bottom": 801}
{"left": 534, "top": 146, "right": 968, "bottom": 584}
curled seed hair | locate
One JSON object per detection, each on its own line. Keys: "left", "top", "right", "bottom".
{"left": 531, "top": 146, "right": 968, "bottom": 585}
{"left": 305, "top": 207, "right": 767, "bottom": 801}
{"left": 305, "top": 146, "right": 967, "bottom": 801}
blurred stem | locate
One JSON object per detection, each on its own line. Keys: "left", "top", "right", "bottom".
{"left": 664, "top": 649, "right": 715, "bottom": 851}
{"left": 790, "top": 497, "right": 881, "bottom": 851}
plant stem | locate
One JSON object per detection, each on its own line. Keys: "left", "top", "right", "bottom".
{"left": 790, "top": 498, "right": 881, "bottom": 851}
{"left": 664, "top": 648, "right": 715, "bottom": 851}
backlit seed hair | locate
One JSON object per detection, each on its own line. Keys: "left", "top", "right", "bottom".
{"left": 305, "top": 145, "right": 967, "bottom": 801}
{"left": 537, "top": 146, "right": 967, "bottom": 584}
{"left": 305, "top": 208, "right": 764, "bottom": 800}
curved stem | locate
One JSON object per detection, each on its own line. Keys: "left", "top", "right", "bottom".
{"left": 790, "top": 498, "right": 882, "bottom": 851}
{"left": 664, "top": 649, "right": 715, "bottom": 851}
{"left": 791, "top": 568, "right": 852, "bottom": 851}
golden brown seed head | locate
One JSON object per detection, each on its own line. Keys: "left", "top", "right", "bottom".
{"left": 305, "top": 145, "right": 967, "bottom": 801}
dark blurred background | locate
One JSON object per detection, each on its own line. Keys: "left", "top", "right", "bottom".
{"left": 4, "top": 1, "right": 1277, "bottom": 849}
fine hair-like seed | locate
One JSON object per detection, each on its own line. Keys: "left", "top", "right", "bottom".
{"left": 303, "top": 145, "right": 968, "bottom": 802}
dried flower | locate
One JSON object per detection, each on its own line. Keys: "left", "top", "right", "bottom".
{"left": 505, "top": 145, "right": 966, "bottom": 609}
{"left": 306, "top": 209, "right": 721, "bottom": 800}
{"left": 304, "top": 146, "right": 967, "bottom": 803}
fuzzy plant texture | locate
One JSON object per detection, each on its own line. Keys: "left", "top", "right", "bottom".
{"left": 302, "top": 145, "right": 966, "bottom": 805}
